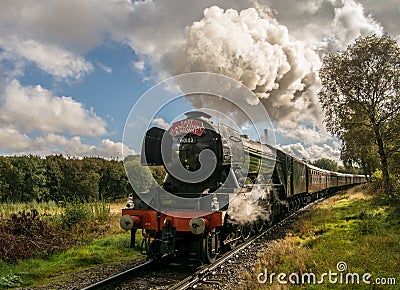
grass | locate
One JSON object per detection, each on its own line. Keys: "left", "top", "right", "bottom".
{"left": 0, "top": 200, "right": 62, "bottom": 218}
{"left": 0, "top": 201, "right": 144, "bottom": 289}
{"left": 243, "top": 185, "right": 400, "bottom": 289}
{"left": 0, "top": 231, "right": 144, "bottom": 288}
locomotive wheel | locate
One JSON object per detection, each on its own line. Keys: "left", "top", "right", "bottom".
{"left": 295, "top": 198, "right": 300, "bottom": 210}
{"left": 201, "top": 231, "right": 218, "bottom": 264}
{"left": 286, "top": 201, "right": 294, "bottom": 214}
{"left": 240, "top": 223, "right": 252, "bottom": 241}
{"left": 225, "top": 226, "right": 240, "bottom": 250}
{"left": 254, "top": 218, "right": 265, "bottom": 233}
{"left": 267, "top": 208, "right": 275, "bottom": 226}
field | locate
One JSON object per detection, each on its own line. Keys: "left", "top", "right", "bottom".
{"left": 243, "top": 185, "right": 400, "bottom": 289}
{"left": 1, "top": 186, "right": 399, "bottom": 289}
{"left": 0, "top": 201, "right": 143, "bottom": 288}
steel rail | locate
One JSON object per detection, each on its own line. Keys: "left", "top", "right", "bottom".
{"left": 81, "top": 258, "right": 154, "bottom": 290}
{"left": 169, "top": 193, "right": 335, "bottom": 290}
{"left": 82, "top": 190, "right": 342, "bottom": 290}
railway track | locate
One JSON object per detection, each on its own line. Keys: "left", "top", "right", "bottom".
{"left": 82, "top": 191, "right": 337, "bottom": 290}
{"left": 169, "top": 193, "right": 335, "bottom": 290}
{"left": 81, "top": 259, "right": 155, "bottom": 290}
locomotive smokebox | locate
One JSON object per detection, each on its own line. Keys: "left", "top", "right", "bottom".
{"left": 189, "top": 217, "right": 208, "bottom": 234}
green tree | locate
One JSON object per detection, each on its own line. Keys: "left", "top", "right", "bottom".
{"left": 318, "top": 34, "right": 400, "bottom": 193}
{"left": 99, "top": 160, "right": 130, "bottom": 202}
{"left": 340, "top": 125, "right": 379, "bottom": 178}
{"left": 312, "top": 158, "right": 338, "bottom": 172}
{"left": 0, "top": 157, "right": 13, "bottom": 202}
{"left": 124, "top": 157, "right": 157, "bottom": 193}
{"left": 0, "top": 154, "right": 135, "bottom": 203}
{"left": 45, "top": 155, "right": 65, "bottom": 202}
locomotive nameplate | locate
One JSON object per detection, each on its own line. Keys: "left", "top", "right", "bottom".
{"left": 179, "top": 137, "right": 197, "bottom": 144}
{"left": 170, "top": 119, "right": 205, "bottom": 137}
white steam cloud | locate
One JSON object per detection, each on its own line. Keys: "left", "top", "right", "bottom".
{"left": 176, "top": 6, "right": 322, "bottom": 128}
{"left": 227, "top": 188, "right": 272, "bottom": 224}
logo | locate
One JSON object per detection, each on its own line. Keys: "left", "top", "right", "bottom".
{"left": 257, "top": 261, "right": 396, "bottom": 286}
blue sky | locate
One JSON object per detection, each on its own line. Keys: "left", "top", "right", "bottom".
{"left": 0, "top": 0, "right": 399, "bottom": 161}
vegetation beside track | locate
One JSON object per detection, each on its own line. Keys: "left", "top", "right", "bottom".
{"left": 244, "top": 185, "right": 400, "bottom": 289}
{"left": 0, "top": 202, "right": 144, "bottom": 289}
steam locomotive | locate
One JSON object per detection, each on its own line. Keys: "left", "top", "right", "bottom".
{"left": 120, "top": 111, "right": 366, "bottom": 263}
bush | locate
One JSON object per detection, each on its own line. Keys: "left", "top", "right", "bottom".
{"left": 370, "top": 169, "right": 400, "bottom": 204}
{"left": 0, "top": 210, "right": 74, "bottom": 263}
{"left": 61, "top": 203, "right": 94, "bottom": 230}
{"left": 370, "top": 169, "right": 383, "bottom": 192}
{"left": 91, "top": 201, "right": 110, "bottom": 223}
{"left": 357, "top": 211, "right": 382, "bottom": 235}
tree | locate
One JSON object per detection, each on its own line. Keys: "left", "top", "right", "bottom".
{"left": 318, "top": 34, "right": 400, "bottom": 193}
{"left": 124, "top": 158, "right": 157, "bottom": 193}
{"left": 312, "top": 158, "right": 338, "bottom": 172}
{"left": 340, "top": 125, "right": 379, "bottom": 178}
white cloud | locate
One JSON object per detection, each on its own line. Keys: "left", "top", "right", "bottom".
{"left": 151, "top": 117, "right": 169, "bottom": 129}
{"left": 278, "top": 143, "right": 311, "bottom": 160}
{"left": 99, "top": 139, "right": 136, "bottom": 159}
{"left": 40, "top": 134, "right": 136, "bottom": 160}
{"left": 0, "top": 37, "right": 93, "bottom": 80}
{"left": 0, "top": 127, "right": 32, "bottom": 152}
{"left": 1, "top": 132, "right": 135, "bottom": 160}
{"left": 97, "top": 62, "right": 112, "bottom": 73}
{"left": 278, "top": 142, "right": 341, "bottom": 162}
{"left": 329, "top": 0, "right": 383, "bottom": 50}
{"left": 0, "top": 0, "right": 398, "bottom": 159}
{"left": 277, "top": 124, "right": 331, "bottom": 144}
{"left": 36, "top": 135, "right": 136, "bottom": 160}
{"left": 0, "top": 80, "right": 107, "bottom": 136}
{"left": 132, "top": 60, "right": 145, "bottom": 71}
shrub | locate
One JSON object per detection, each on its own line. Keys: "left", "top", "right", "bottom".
{"left": 61, "top": 203, "right": 94, "bottom": 230}
{"left": 370, "top": 169, "right": 383, "bottom": 192}
{"left": 0, "top": 210, "right": 74, "bottom": 263}
{"left": 357, "top": 211, "right": 382, "bottom": 235}
{"left": 91, "top": 201, "right": 110, "bottom": 223}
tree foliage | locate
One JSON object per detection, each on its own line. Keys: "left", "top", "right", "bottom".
{"left": 0, "top": 155, "right": 132, "bottom": 203}
{"left": 318, "top": 34, "right": 400, "bottom": 193}
{"left": 312, "top": 158, "right": 338, "bottom": 172}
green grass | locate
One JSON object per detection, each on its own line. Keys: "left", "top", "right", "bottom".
{"left": 244, "top": 186, "right": 400, "bottom": 289}
{"left": 0, "top": 231, "right": 144, "bottom": 288}
{"left": 0, "top": 201, "right": 143, "bottom": 289}
{"left": 0, "top": 200, "right": 62, "bottom": 217}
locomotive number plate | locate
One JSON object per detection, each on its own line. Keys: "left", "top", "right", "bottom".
{"left": 180, "top": 137, "right": 197, "bottom": 144}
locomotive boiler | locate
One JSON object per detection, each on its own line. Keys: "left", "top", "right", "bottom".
{"left": 120, "top": 111, "right": 366, "bottom": 263}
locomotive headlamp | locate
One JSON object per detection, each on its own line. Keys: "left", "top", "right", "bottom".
{"left": 125, "top": 194, "right": 134, "bottom": 208}
{"left": 189, "top": 217, "right": 208, "bottom": 235}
